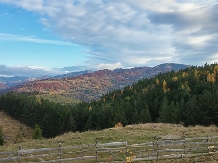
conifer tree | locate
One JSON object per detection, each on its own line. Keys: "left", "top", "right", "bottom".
{"left": 139, "top": 104, "right": 151, "bottom": 123}
{"left": 84, "top": 114, "right": 94, "bottom": 130}
{"left": 0, "top": 126, "right": 4, "bottom": 146}
{"left": 158, "top": 97, "right": 171, "bottom": 123}
{"left": 33, "top": 124, "right": 42, "bottom": 139}
{"left": 66, "top": 113, "right": 77, "bottom": 132}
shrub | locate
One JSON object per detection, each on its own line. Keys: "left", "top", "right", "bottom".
{"left": 33, "top": 124, "right": 42, "bottom": 140}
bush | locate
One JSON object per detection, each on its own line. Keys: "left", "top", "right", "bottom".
{"left": 33, "top": 124, "right": 42, "bottom": 140}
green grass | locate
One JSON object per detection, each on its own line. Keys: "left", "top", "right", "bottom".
{"left": 1, "top": 123, "right": 218, "bottom": 151}
{"left": 36, "top": 94, "right": 80, "bottom": 104}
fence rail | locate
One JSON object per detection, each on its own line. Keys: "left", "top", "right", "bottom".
{"left": 1, "top": 135, "right": 218, "bottom": 162}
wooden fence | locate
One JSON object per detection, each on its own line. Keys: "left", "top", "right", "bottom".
{"left": 1, "top": 135, "right": 218, "bottom": 163}
{"left": 129, "top": 135, "right": 218, "bottom": 162}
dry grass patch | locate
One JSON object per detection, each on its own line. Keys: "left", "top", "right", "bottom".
{"left": 0, "top": 111, "right": 34, "bottom": 146}
{"left": 1, "top": 121, "right": 218, "bottom": 162}
{"left": 36, "top": 94, "right": 80, "bottom": 104}
{"left": 1, "top": 116, "right": 218, "bottom": 153}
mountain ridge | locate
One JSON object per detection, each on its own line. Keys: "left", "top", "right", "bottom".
{"left": 9, "top": 63, "right": 188, "bottom": 101}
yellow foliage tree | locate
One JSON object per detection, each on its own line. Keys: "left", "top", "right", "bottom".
{"left": 180, "top": 83, "right": 185, "bottom": 90}
{"left": 213, "top": 65, "right": 218, "bottom": 74}
{"left": 194, "top": 70, "right": 199, "bottom": 79}
{"left": 172, "top": 76, "right": 178, "bottom": 81}
{"left": 88, "top": 106, "right": 92, "bottom": 112}
{"left": 156, "top": 78, "right": 160, "bottom": 85}
{"left": 185, "top": 81, "right": 191, "bottom": 91}
{"left": 182, "top": 72, "right": 188, "bottom": 77}
{"left": 180, "top": 82, "right": 191, "bottom": 91}
{"left": 207, "top": 73, "right": 216, "bottom": 83}
{"left": 162, "top": 80, "right": 167, "bottom": 93}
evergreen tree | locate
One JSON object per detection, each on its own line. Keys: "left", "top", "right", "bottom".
{"left": 184, "top": 95, "right": 202, "bottom": 126}
{"left": 0, "top": 126, "right": 4, "bottom": 146}
{"left": 42, "top": 113, "right": 52, "bottom": 138}
{"left": 33, "top": 124, "right": 42, "bottom": 139}
{"left": 158, "top": 97, "right": 171, "bottom": 123}
{"left": 139, "top": 104, "right": 151, "bottom": 123}
{"left": 131, "top": 107, "right": 139, "bottom": 124}
{"left": 66, "top": 113, "right": 77, "bottom": 132}
{"left": 84, "top": 114, "right": 94, "bottom": 130}
{"left": 178, "top": 98, "right": 186, "bottom": 123}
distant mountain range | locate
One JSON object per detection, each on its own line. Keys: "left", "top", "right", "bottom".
{"left": 0, "top": 76, "right": 28, "bottom": 90}
{"left": 0, "top": 76, "right": 50, "bottom": 91}
{"left": 5, "top": 63, "right": 189, "bottom": 101}
{"left": 52, "top": 70, "right": 93, "bottom": 79}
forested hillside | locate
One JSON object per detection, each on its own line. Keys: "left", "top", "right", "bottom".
{"left": 1, "top": 63, "right": 218, "bottom": 138}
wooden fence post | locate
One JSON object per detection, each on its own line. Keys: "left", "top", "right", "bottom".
{"left": 183, "top": 134, "right": 186, "bottom": 157}
{"left": 153, "top": 136, "right": 159, "bottom": 161}
{"left": 152, "top": 137, "right": 156, "bottom": 158}
{"left": 156, "top": 137, "right": 159, "bottom": 161}
{"left": 59, "top": 143, "right": 62, "bottom": 163}
{"left": 95, "top": 140, "right": 98, "bottom": 163}
{"left": 125, "top": 141, "right": 128, "bottom": 159}
{"left": 18, "top": 145, "right": 21, "bottom": 163}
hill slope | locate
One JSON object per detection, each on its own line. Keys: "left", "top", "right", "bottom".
{"left": 1, "top": 121, "right": 218, "bottom": 151}
{"left": 11, "top": 63, "right": 188, "bottom": 102}
{"left": 0, "top": 111, "right": 33, "bottom": 145}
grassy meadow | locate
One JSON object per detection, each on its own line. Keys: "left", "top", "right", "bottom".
{"left": 2, "top": 111, "right": 218, "bottom": 162}
{"left": 1, "top": 110, "right": 218, "bottom": 152}
{"left": 36, "top": 94, "right": 80, "bottom": 104}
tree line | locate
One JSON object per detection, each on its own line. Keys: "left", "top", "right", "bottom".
{"left": 1, "top": 63, "right": 218, "bottom": 138}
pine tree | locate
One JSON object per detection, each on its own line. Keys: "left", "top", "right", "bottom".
{"left": 139, "top": 104, "right": 151, "bottom": 123}
{"left": 66, "top": 113, "right": 77, "bottom": 132}
{"left": 184, "top": 95, "right": 201, "bottom": 126}
{"left": 158, "top": 97, "right": 171, "bottom": 123}
{"left": 0, "top": 126, "right": 4, "bottom": 146}
{"left": 33, "top": 124, "right": 42, "bottom": 139}
{"left": 84, "top": 114, "right": 94, "bottom": 130}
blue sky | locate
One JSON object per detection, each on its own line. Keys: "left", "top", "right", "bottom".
{"left": 0, "top": 0, "right": 218, "bottom": 77}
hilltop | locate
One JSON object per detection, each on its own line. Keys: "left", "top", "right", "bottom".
{"left": 10, "top": 63, "right": 188, "bottom": 102}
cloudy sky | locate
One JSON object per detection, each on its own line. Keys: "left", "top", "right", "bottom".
{"left": 0, "top": 0, "right": 218, "bottom": 77}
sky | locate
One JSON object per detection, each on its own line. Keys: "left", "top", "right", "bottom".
{"left": 0, "top": 0, "right": 218, "bottom": 77}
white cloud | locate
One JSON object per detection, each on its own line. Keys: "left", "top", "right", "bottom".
{"left": 93, "top": 62, "right": 124, "bottom": 70}
{"left": 0, "top": 33, "right": 74, "bottom": 46}
{"left": 0, "top": 0, "right": 218, "bottom": 68}
{"left": 0, "top": 65, "right": 69, "bottom": 77}
{"left": 187, "top": 35, "right": 211, "bottom": 45}
{"left": 0, "top": 0, "right": 44, "bottom": 12}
